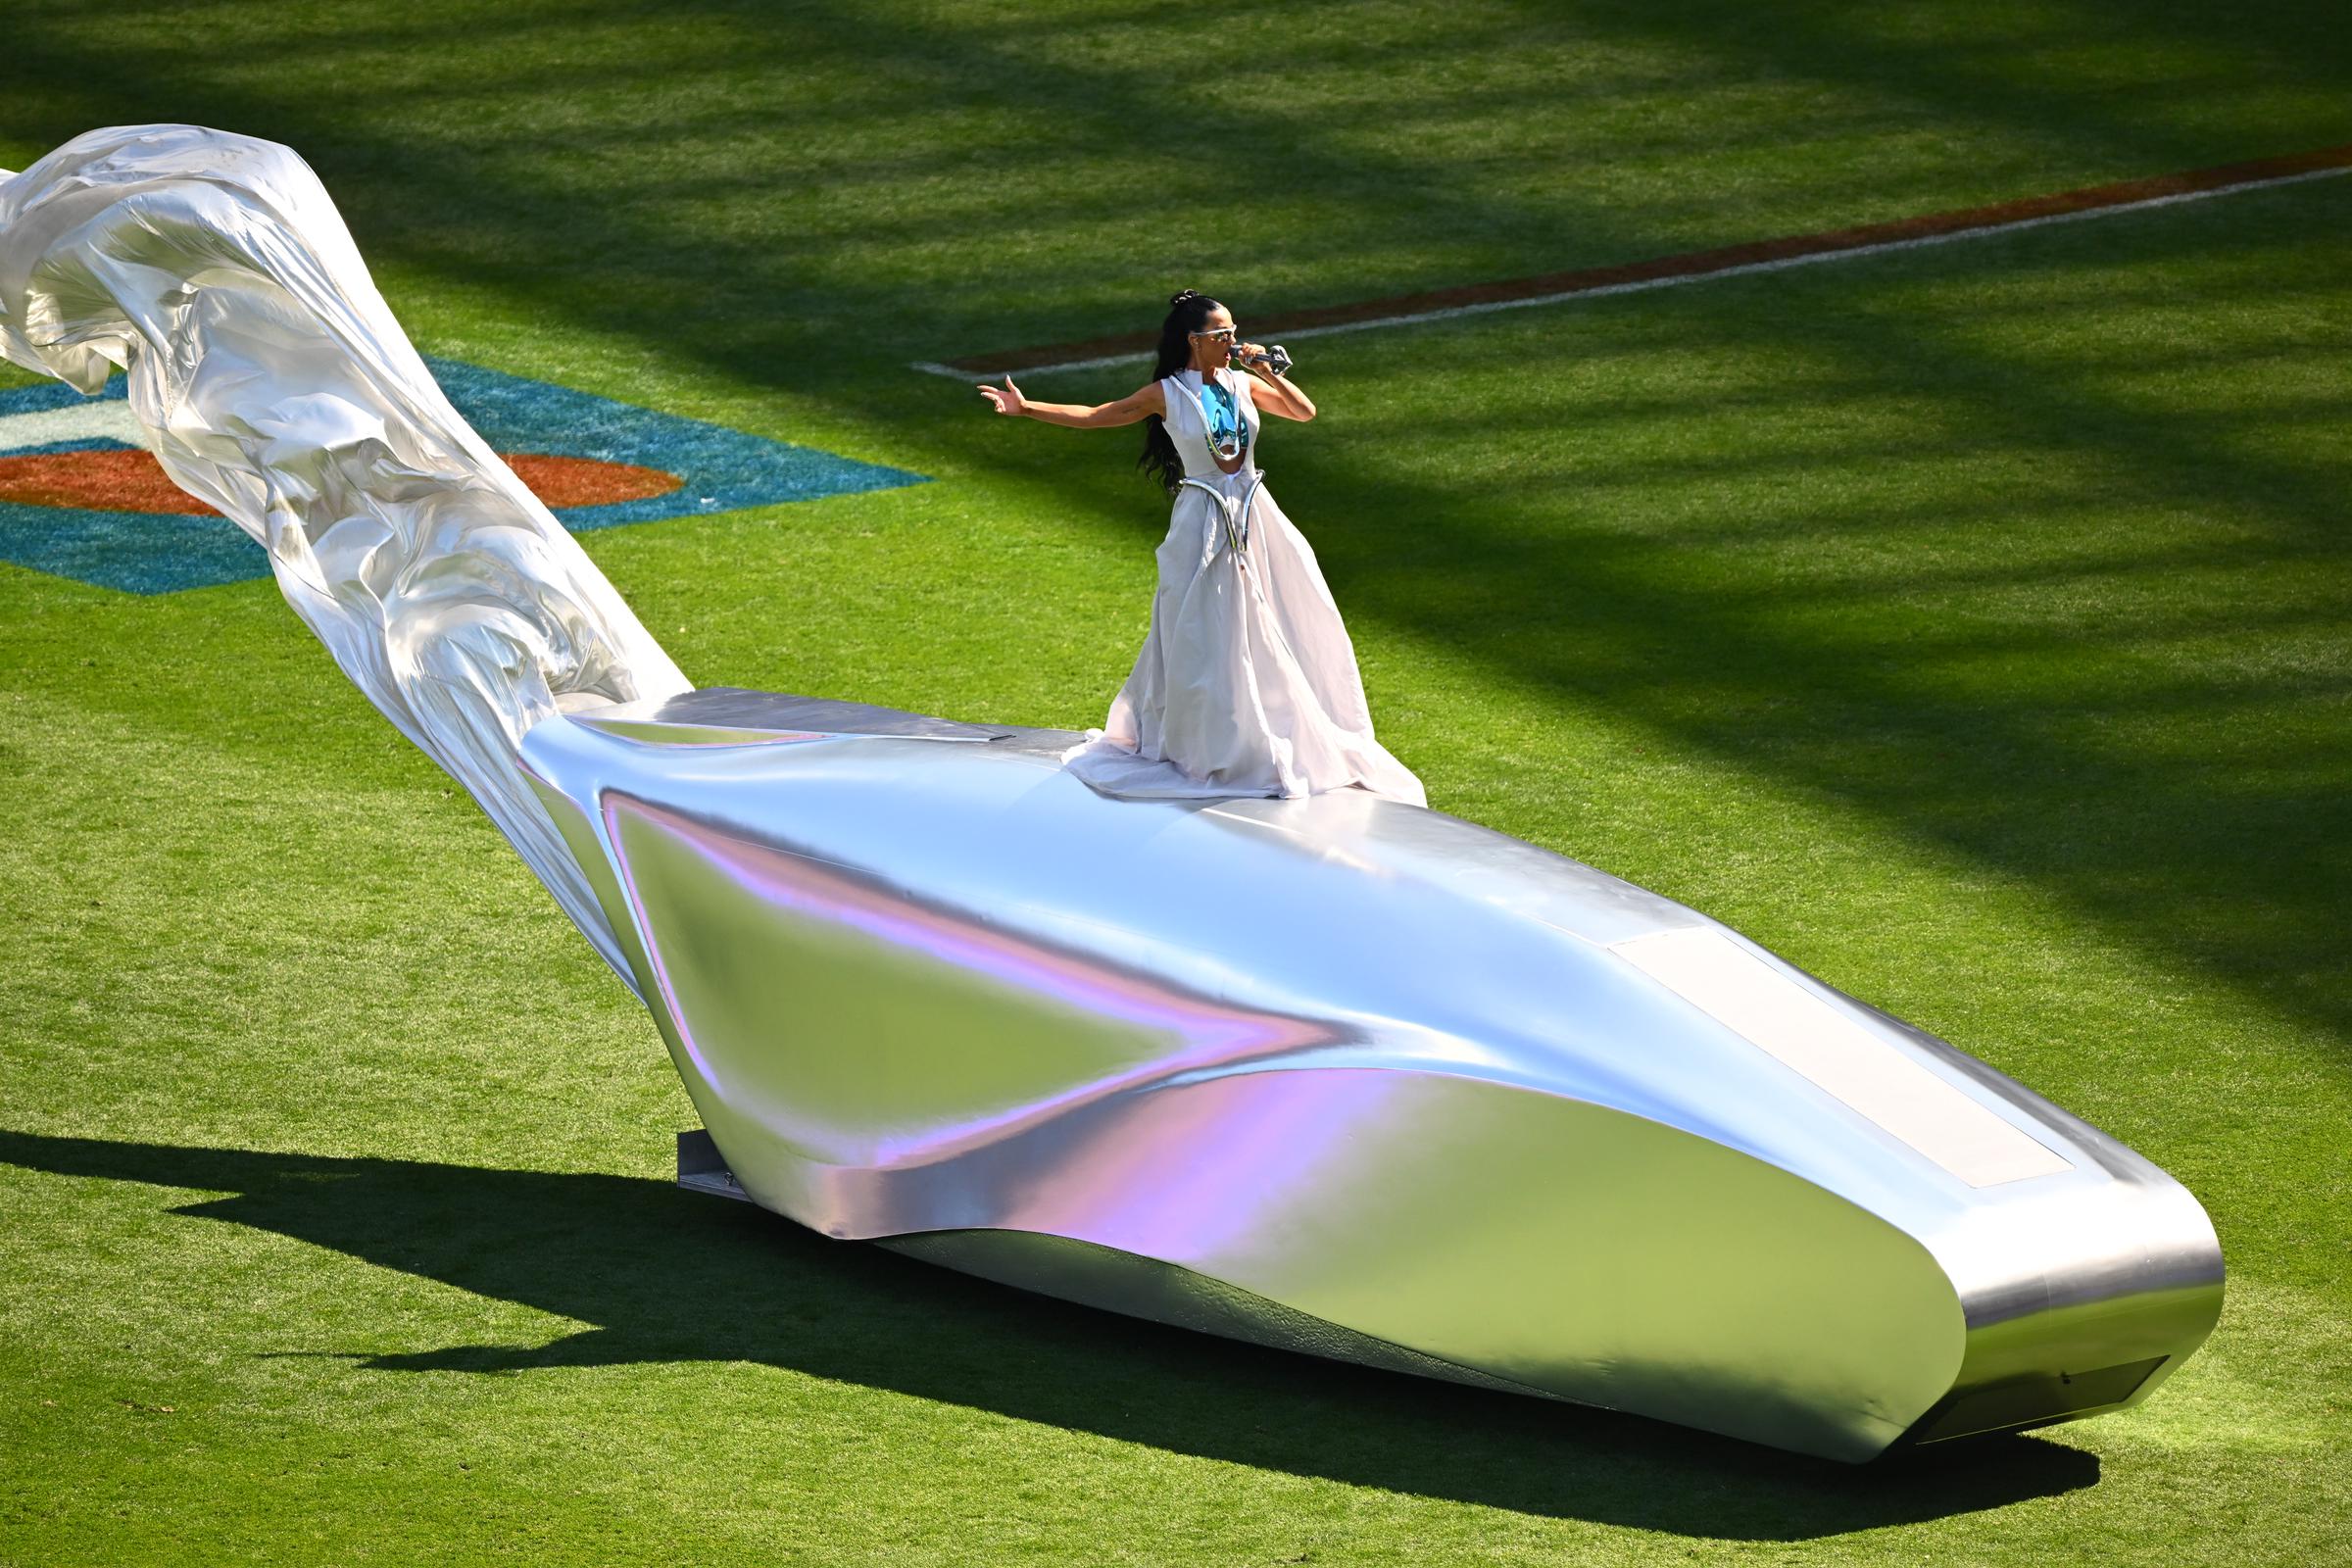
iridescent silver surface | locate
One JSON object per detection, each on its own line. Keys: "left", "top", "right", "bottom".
{"left": 3, "top": 124, "right": 2224, "bottom": 1464}
{"left": 519, "top": 688, "right": 2222, "bottom": 1461}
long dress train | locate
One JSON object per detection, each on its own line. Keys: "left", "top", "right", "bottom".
{"left": 1058, "top": 365, "right": 1426, "bottom": 808}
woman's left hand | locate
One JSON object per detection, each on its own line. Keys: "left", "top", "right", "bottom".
{"left": 977, "top": 374, "right": 1027, "bottom": 416}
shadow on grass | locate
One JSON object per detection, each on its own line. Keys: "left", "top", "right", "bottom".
{"left": 2, "top": 1128, "right": 2100, "bottom": 1538}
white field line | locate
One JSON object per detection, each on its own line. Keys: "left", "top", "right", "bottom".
{"left": 917, "top": 163, "right": 2352, "bottom": 380}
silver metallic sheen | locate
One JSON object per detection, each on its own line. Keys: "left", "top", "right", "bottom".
{"left": 0, "top": 125, "right": 2223, "bottom": 1463}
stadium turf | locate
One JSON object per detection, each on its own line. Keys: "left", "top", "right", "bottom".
{"left": 2, "top": 3, "right": 2347, "bottom": 1562}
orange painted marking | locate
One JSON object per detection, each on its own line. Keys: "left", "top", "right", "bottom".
{"left": 0, "top": 448, "right": 681, "bottom": 514}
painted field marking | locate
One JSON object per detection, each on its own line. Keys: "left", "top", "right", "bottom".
{"left": 919, "top": 142, "right": 2352, "bottom": 380}
{"left": 0, "top": 356, "right": 929, "bottom": 595}
{"left": 0, "top": 399, "right": 153, "bottom": 451}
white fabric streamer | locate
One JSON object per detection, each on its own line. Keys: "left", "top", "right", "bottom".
{"left": 0, "top": 124, "right": 693, "bottom": 995}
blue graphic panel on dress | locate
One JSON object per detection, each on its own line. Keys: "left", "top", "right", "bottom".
{"left": 0, "top": 356, "right": 928, "bottom": 594}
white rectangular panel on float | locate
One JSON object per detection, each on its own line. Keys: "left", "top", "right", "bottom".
{"left": 1608, "top": 926, "right": 2073, "bottom": 1188}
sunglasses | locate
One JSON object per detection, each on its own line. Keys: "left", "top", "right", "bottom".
{"left": 1189, "top": 326, "right": 1239, "bottom": 343}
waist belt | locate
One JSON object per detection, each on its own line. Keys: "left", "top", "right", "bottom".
{"left": 1178, "top": 467, "right": 1266, "bottom": 559}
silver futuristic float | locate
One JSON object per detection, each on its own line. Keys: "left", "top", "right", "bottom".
{"left": 0, "top": 125, "right": 2225, "bottom": 1463}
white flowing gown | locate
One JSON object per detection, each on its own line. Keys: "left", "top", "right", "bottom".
{"left": 1059, "top": 366, "right": 1427, "bottom": 807}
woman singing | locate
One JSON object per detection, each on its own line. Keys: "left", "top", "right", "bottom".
{"left": 977, "top": 289, "right": 1426, "bottom": 807}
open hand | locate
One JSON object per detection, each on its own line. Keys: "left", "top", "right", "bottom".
{"left": 976, "top": 374, "right": 1025, "bottom": 416}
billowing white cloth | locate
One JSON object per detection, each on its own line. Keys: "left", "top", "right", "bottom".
{"left": 0, "top": 125, "right": 692, "bottom": 994}
{"left": 1060, "top": 366, "right": 1427, "bottom": 807}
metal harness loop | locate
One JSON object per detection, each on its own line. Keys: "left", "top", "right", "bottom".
{"left": 1177, "top": 466, "right": 1265, "bottom": 561}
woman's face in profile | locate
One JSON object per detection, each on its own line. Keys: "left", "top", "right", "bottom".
{"left": 1190, "top": 305, "right": 1236, "bottom": 370}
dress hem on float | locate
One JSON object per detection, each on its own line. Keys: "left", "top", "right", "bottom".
{"left": 1059, "top": 729, "right": 1315, "bottom": 801}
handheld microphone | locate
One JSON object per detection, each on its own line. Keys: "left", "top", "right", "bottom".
{"left": 1232, "top": 343, "right": 1294, "bottom": 376}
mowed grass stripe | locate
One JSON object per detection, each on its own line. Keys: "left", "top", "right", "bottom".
{"left": 923, "top": 142, "right": 2352, "bottom": 378}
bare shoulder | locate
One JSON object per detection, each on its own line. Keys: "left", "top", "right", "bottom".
{"left": 1131, "top": 378, "right": 1166, "bottom": 415}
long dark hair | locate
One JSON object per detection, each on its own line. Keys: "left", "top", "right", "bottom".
{"left": 1137, "top": 288, "right": 1222, "bottom": 496}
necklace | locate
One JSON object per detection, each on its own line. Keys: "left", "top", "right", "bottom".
{"left": 1186, "top": 368, "right": 1247, "bottom": 464}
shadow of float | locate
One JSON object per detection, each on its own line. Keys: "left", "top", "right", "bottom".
{"left": 2, "top": 1128, "right": 2100, "bottom": 1538}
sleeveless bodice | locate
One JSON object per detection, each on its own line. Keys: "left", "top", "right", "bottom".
{"left": 1160, "top": 367, "right": 1261, "bottom": 482}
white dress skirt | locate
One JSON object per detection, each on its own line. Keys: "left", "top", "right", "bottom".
{"left": 1059, "top": 366, "right": 1427, "bottom": 808}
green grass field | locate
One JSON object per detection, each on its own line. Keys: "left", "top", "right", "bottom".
{"left": 4, "top": 2, "right": 2348, "bottom": 1561}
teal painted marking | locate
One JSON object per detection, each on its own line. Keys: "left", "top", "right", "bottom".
{"left": 0, "top": 357, "right": 928, "bottom": 594}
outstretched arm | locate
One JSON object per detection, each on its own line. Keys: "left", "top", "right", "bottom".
{"left": 1239, "top": 348, "right": 1315, "bottom": 421}
{"left": 978, "top": 376, "right": 1165, "bottom": 428}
